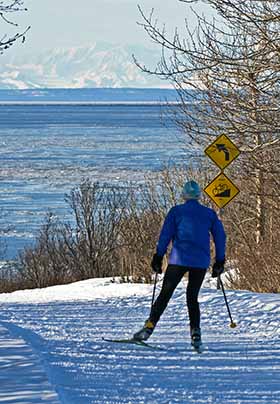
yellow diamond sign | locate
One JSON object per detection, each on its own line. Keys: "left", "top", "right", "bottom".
{"left": 204, "top": 173, "right": 240, "bottom": 208}
{"left": 205, "top": 134, "right": 240, "bottom": 170}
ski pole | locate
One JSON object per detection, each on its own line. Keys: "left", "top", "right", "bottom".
{"left": 218, "top": 275, "right": 237, "bottom": 328}
{"left": 150, "top": 271, "right": 158, "bottom": 313}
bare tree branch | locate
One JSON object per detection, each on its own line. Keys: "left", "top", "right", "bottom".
{"left": 0, "top": 0, "right": 29, "bottom": 54}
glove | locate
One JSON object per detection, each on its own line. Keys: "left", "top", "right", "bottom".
{"left": 212, "top": 259, "right": 225, "bottom": 278}
{"left": 151, "top": 253, "right": 163, "bottom": 274}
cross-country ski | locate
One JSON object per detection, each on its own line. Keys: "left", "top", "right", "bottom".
{"left": 102, "top": 336, "right": 164, "bottom": 351}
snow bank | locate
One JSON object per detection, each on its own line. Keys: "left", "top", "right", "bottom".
{"left": 0, "top": 278, "right": 152, "bottom": 304}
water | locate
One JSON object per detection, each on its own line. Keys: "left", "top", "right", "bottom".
{"left": 0, "top": 102, "right": 192, "bottom": 259}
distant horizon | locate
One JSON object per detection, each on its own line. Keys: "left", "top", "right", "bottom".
{"left": 0, "top": 87, "right": 176, "bottom": 91}
{"left": 0, "top": 87, "right": 181, "bottom": 104}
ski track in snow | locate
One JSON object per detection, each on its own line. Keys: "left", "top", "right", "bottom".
{"left": 0, "top": 278, "right": 279, "bottom": 404}
{"left": 0, "top": 325, "right": 60, "bottom": 403}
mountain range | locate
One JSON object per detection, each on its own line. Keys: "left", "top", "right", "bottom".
{"left": 0, "top": 43, "right": 167, "bottom": 89}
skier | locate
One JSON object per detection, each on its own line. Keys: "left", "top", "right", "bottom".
{"left": 133, "top": 180, "right": 226, "bottom": 349}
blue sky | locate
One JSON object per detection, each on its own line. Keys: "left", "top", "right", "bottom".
{"left": 9, "top": 0, "right": 212, "bottom": 54}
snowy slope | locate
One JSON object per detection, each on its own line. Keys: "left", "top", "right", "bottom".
{"left": 0, "top": 276, "right": 279, "bottom": 404}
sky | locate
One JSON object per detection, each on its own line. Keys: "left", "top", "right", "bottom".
{"left": 3, "top": 0, "right": 213, "bottom": 55}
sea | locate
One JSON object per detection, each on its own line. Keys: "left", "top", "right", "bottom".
{"left": 0, "top": 88, "right": 200, "bottom": 260}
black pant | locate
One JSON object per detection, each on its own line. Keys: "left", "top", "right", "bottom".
{"left": 149, "top": 265, "right": 206, "bottom": 329}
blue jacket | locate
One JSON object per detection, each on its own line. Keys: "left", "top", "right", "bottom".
{"left": 156, "top": 200, "right": 226, "bottom": 268}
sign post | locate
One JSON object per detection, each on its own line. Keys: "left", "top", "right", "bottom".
{"left": 204, "top": 133, "right": 240, "bottom": 289}
{"left": 204, "top": 134, "right": 240, "bottom": 208}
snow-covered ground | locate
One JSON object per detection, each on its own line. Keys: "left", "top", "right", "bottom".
{"left": 0, "top": 325, "right": 60, "bottom": 403}
{"left": 0, "top": 276, "right": 279, "bottom": 404}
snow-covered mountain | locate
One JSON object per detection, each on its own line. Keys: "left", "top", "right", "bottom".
{"left": 0, "top": 43, "right": 166, "bottom": 89}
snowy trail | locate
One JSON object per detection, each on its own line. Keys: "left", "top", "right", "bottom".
{"left": 0, "top": 278, "right": 279, "bottom": 404}
{"left": 0, "top": 325, "right": 60, "bottom": 403}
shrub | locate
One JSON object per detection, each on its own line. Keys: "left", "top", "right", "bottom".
{"left": 1, "top": 164, "right": 279, "bottom": 293}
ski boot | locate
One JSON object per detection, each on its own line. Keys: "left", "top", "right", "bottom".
{"left": 190, "top": 327, "right": 202, "bottom": 350}
{"left": 133, "top": 319, "right": 155, "bottom": 341}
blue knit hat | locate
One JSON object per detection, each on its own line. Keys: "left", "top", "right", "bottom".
{"left": 182, "top": 180, "right": 201, "bottom": 199}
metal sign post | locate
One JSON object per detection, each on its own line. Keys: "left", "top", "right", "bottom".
{"left": 204, "top": 133, "right": 240, "bottom": 207}
{"left": 204, "top": 133, "right": 241, "bottom": 290}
